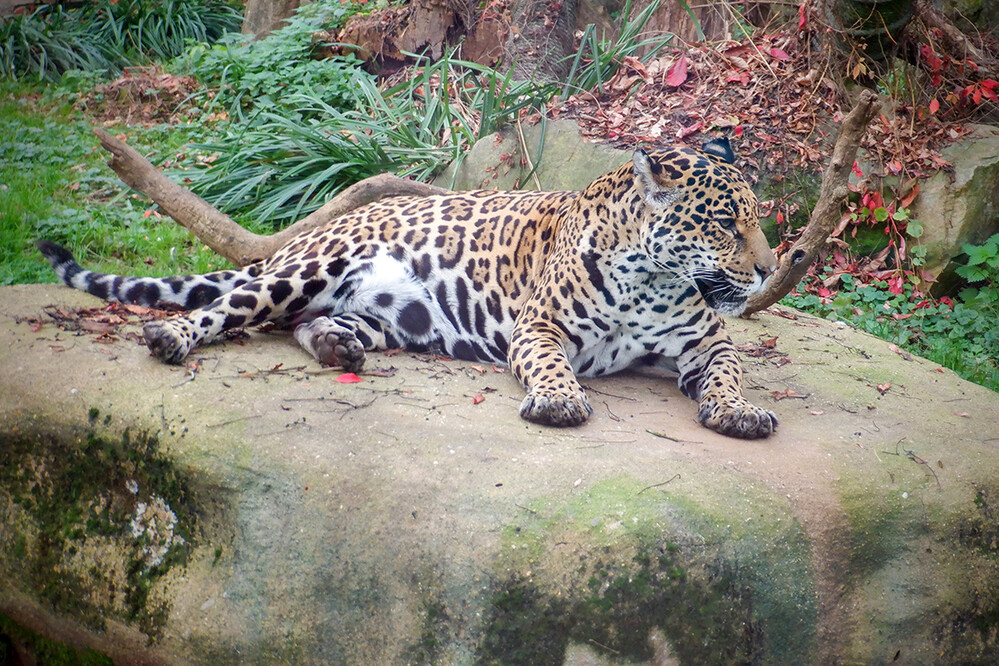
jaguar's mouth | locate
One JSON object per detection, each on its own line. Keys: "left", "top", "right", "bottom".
{"left": 694, "top": 270, "right": 748, "bottom": 315}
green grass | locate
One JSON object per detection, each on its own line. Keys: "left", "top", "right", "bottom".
{"left": 0, "top": 82, "right": 241, "bottom": 286}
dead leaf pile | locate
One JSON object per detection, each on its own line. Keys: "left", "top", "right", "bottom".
{"left": 555, "top": 27, "right": 985, "bottom": 192}
{"left": 35, "top": 302, "right": 171, "bottom": 343}
{"left": 74, "top": 66, "right": 205, "bottom": 126}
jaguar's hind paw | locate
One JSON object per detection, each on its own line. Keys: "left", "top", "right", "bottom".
{"left": 143, "top": 321, "right": 192, "bottom": 364}
{"left": 294, "top": 317, "right": 366, "bottom": 372}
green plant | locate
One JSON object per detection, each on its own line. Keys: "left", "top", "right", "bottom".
{"left": 0, "top": 0, "right": 240, "bottom": 82}
{"left": 178, "top": 51, "right": 555, "bottom": 225}
{"left": 172, "top": 0, "right": 361, "bottom": 119}
{"left": 90, "top": 0, "right": 241, "bottom": 62}
{"left": 954, "top": 234, "right": 999, "bottom": 284}
{"left": 560, "top": 0, "right": 676, "bottom": 100}
{"left": 0, "top": 5, "right": 116, "bottom": 81}
{"left": 782, "top": 234, "right": 999, "bottom": 392}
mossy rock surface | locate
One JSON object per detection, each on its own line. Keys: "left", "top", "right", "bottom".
{"left": 1, "top": 284, "right": 998, "bottom": 664}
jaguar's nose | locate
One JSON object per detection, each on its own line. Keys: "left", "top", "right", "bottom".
{"left": 755, "top": 263, "right": 776, "bottom": 280}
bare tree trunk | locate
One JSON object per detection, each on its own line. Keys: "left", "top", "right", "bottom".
{"left": 504, "top": 0, "right": 578, "bottom": 82}
{"left": 744, "top": 89, "right": 881, "bottom": 314}
{"left": 242, "top": 0, "right": 306, "bottom": 39}
{"left": 93, "top": 129, "right": 448, "bottom": 267}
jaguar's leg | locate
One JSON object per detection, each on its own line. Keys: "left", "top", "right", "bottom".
{"left": 143, "top": 280, "right": 285, "bottom": 364}
{"left": 675, "top": 327, "right": 777, "bottom": 439}
{"left": 508, "top": 317, "right": 592, "bottom": 427}
{"left": 293, "top": 313, "right": 398, "bottom": 372}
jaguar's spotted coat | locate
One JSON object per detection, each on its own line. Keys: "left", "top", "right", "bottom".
{"left": 39, "top": 141, "right": 779, "bottom": 438}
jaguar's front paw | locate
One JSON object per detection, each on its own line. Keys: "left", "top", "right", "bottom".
{"left": 519, "top": 389, "right": 592, "bottom": 427}
{"left": 697, "top": 395, "right": 778, "bottom": 439}
{"left": 294, "top": 317, "right": 366, "bottom": 372}
{"left": 143, "top": 321, "right": 192, "bottom": 365}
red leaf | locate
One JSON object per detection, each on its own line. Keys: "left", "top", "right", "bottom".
{"left": 851, "top": 161, "right": 863, "bottom": 178}
{"left": 920, "top": 44, "right": 943, "bottom": 74}
{"left": 900, "top": 181, "right": 919, "bottom": 209}
{"left": 472, "top": 392, "right": 485, "bottom": 405}
{"left": 335, "top": 373, "right": 363, "bottom": 383}
{"left": 798, "top": 2, "right": 807, "bottom": 30}
{"left": 677, "top": 121, "right": 702, "bottom": 138}
{"left": 769, "top": 47, "right": 791, "bottom": 62}
{"left": 734, "top": 125, "right": 744, "bottom": 138}
{"left": 665, "top": 54, "right": 688, "bottom": 87}
{"left": 726, "top": 70, "right": 750, "bottom": 86}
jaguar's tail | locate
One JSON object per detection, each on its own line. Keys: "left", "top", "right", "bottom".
{"left": 36, "top": 240, "right": 262, "bottom": 310}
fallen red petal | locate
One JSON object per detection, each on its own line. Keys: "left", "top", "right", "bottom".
{"left": 335, "top": 373, "right": 363, "bottom": 383}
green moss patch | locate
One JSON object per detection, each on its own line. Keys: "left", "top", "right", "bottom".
{"left": 0, "top": 410, "right": 199, "bottom": 639}
{"left": 478, "top": 476, "right": 817, "bottom": 664}
{"left": 0, "top": 613, "right": 111, "bottom": 666}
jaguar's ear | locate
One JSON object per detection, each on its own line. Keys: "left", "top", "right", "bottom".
{"left": 633, "top": 149, "right": 681, "bottom": 208}
{"left": 701, "top": 137, "right": 735, "bottom": 164}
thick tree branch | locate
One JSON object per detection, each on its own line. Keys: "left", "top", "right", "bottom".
{"left": 93, "top": 128, "right": 448, "bottom": 266}
{"left": 94, "top": 128, "right": 259, "bottom": 265}
{"left": 744, "top": 88, "right": 880, "bottom": 314}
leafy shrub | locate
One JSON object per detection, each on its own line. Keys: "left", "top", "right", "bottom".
{"left": 174, "top": 0, "right": 671, "bottom": 226}
{"left": 91, "top": 0, "right": 242, "bottom": 62}
{"left": 0, "top": 5, "right": 115, "bottom": 81}
{"left": 172, "top": 0, "right": 360, "bottom": 119}
{"left": 0, "top": 0, "right": 240, "bottom": 82}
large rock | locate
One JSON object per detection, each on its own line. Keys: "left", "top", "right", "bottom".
{"left": 2, "top": 284, "right": 999, "bottom": 663}
{"left": 903, "top": 124, "right": 999, "bottom": 280}
{"left": 436, "top": 119, "right": 630, "bottom": 191}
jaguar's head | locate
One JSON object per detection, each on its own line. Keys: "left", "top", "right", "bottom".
{"left": 633, "top": 141, "right": 777, "bottom": 315}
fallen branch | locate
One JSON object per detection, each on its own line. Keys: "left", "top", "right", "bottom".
{"left": 94, "top": 128, "right": 449, "bottom": 266}
{"left": 744, "top": 88, "right": 880, "bottom": 314}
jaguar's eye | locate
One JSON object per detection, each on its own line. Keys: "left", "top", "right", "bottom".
{"left": 718, "top": 218, "right": 737, "bottom": 231}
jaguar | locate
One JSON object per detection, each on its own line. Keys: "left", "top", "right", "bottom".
{"left": 39, "top": 139, "right": 779, "bottom": 438}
